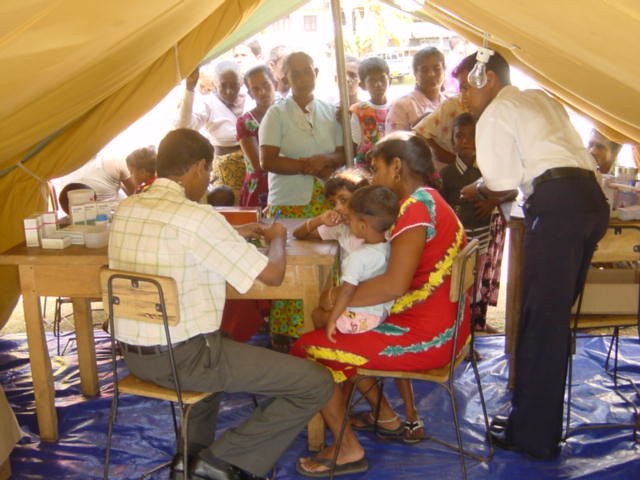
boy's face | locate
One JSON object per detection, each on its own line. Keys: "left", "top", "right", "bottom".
{"left": 362, "top": 72, "right": 389, "bottom": 105}
{"left": 345, "top": 63, "right": 359, "bottom": 97}
{"left": 128, "top": 166, "right": 153, "bottom": 186}
{"left": 588, "top": 134, "right": 616, "bottom": 173}
{"left": 452, "top": 124, "right": 476, "bottom": 164}
{"left": 329, "top": 187, "right": 353, "bottom": 219}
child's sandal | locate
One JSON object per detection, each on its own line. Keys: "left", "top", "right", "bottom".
{"left": 403, "top": 418, "right": 425, "bottom": 444}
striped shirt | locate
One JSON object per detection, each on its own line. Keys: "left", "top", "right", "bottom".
{"left": 108, "top": 178, "right": 268, "bottom": 346}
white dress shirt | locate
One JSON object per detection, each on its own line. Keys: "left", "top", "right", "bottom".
{"left": 476, "top": 86, "right": 595, "bottom": 196}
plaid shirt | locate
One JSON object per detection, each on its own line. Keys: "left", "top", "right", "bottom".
{"left": 108, "top": 178, "right": 268, "bottom": 345}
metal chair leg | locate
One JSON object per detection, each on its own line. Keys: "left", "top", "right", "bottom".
{"left": 103, "top": 383, "right": 119, "bottom": 479}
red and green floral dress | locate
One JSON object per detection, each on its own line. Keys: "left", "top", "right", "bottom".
{"left": 236, "top": 111, "right": 269, "bottom": 207}
{"left": 291, "top": 187, "right": 470, "bottom": 382}
{"left": 349, "top": 101, "right": 390, "bottom": 171}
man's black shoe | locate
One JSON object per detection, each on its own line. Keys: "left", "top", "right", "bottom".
{"left": 488, "top": 430, "right": 560, "bottom": 461}
{"left": 189, "top": 457, "right": 242, "bottom": 480}
{"left": 169, "top": 454, "right": 197, "bottom": 480}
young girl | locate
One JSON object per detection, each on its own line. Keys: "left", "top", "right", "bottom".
{"left": 293, "top": 168, "right": 370, "bottom": 254}
{"left": 319, "top": 185, "right": 398, "bottom": 341}
{"left": 236, "top": 65, "right": 276, "bottom": 207}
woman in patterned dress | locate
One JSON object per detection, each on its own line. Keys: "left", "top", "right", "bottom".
{"left": 236, "top": 65, "right": 275, "bottom": 207}
{"left": 293, "top": 131, "right": 470, "bottom": 477}
{"left": 259, "top": 52, "right": 345, "bottom": 350}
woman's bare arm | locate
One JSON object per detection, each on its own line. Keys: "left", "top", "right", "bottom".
{"left": 239, "top": 136, "right": 263, "bottom": 173}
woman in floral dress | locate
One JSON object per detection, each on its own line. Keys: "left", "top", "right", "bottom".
{"left": 292, "top": 131, "right": 470, "bottom": 476}
{"left": 236, "top": 65, "right": 275, "bottom": 207}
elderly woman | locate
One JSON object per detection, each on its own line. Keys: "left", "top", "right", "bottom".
{"left": 386, "top": 47, "right": 447, "bottom": 133}
{"left": 292, "top": 132, "right": 470, "bottom": 477}
{"left": 175, "top": 60, "right": 246, "bottom": 204}
{"left": 259, "top": 51, "right": 345, "bottom": 350}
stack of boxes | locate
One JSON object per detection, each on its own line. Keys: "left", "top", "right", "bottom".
{"left": 23, "top": 188, "right": 113, "bottom": 249}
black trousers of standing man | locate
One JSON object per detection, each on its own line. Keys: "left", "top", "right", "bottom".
{"left": 506, "top": 171, "right": 609, "bottom": 459}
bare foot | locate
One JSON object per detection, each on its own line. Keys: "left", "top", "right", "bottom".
{"left": 350, "top": 411, "right": 402, "bottom": 432}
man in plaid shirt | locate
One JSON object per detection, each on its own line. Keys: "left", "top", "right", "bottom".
{"left": 109, "top": 128, "right": 333, "bottom": 480}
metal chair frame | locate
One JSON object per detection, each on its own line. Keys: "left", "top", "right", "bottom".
{"left": 330, "top": 239, "right": 493, "bottom": 480}
{"left": 565, "top": 224, "right": 640, "bottom": 442}
{"left": 103, "top": 271, "right": 196, "bottom": 480}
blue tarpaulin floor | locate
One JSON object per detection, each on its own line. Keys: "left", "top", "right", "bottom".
{"left": 1, "top": 330, "right": 639, "bottom": 479}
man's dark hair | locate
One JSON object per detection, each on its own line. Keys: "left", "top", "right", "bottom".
{"left": 370, "top": 131, "right": 439, "bottom": 189}
{"left": 244, "top": 64, "right": 276, "bottom": 88}
{"left": 125, "top": 146, "right": 157, "bottom": 172}
{"left": 282, "top": 51, "right": 314, "bottom": 76}
{"left": 324, "top": 168, "right": 370, "bottom": 198}
{"left": 349, "top": 185, "right": 399, "bottom": 233}
{"left": 453, "top": 50, "right": 511, "bottom": 86}
{"left": 412, "top": 47, "right": 445, "bottom": 73}
{"left": 358, "top": 57, "right": 390, "bottom": 82}
{"left": 157, "top": 129, "right": 213, "bottom": 178}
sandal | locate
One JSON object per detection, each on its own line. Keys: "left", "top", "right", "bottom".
{"left": 350, "top": 411, "right": 404, "bottom": 439}
{"left": 296, "top": 456, "right": 368, "bottom": 478}
{"left": 403, "top": 418, "right": 425, "bottom": 444}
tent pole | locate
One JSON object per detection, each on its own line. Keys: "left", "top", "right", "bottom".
{"left": 330, "top": 0, "right": 354, "bottom": 167}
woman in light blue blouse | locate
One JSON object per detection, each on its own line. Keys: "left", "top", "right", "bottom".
{"left": 259, "top": 51, "right": 345, "bottom": 350}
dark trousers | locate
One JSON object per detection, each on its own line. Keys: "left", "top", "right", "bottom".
{"left": 506, "top": 174, "right": 609, "bottom": 457}
{"left": 123, "top": 331, "right": 333, "bottom": 476}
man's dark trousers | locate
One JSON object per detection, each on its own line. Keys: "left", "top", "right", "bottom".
{"left": 507, "top": 174, "right": 609, "bottom": 458}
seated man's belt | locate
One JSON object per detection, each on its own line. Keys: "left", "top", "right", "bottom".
{"left": 532, "top": 167, "right": 594, "bottom": 189}
{"left": 119, "top": 335, "right": 200, "bottom": 356}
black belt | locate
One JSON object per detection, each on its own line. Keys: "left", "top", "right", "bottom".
{"left": 119, "top": 335, "right": 198, "bottom": 356}
{"left": 532, "top": 167, "right": 594, "bottom": 189}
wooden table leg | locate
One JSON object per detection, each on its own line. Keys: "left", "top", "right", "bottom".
{"left": 71, "top": 298, "right": 99, "bottom": 396}
{"left": 505, "top": 220, "right": 525, "bottom": 389}
{"left": 19, "top": 265, "right": 58, "bottom": 442}
{"left": 304, "top": 264, "right": 332, "bottom": 451}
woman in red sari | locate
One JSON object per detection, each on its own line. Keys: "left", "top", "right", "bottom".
{"left": 293, "top": 131, "right": 470, "bottom": 477}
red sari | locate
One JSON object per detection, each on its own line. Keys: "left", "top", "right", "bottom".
{"left": 291, "top": 187, "right": 470, "bottom": 382}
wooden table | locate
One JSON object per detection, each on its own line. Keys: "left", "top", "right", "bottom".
{"left": 0, "top": 219, "right": 337, "bottom": 448}
{"left": 504, "top": 217, "right": 640, "bottom": 388}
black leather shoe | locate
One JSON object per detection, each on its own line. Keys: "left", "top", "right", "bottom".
{"left": 190, "top": 457, "right": 242, "bottom": 480}
{"left": 170, "top": 454, "right": 197, "bottom": 480}
{"left": 488, "top": 430, "right": 560, "bottom": 461}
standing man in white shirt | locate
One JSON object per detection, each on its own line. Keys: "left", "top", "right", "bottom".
{"left": 459, "top": 51, "right": 609, "bottom": 460}
{"left": 109, "top": 128, "right": 333, "bottom": 480}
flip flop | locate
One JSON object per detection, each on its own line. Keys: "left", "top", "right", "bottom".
{"left": 403, "top": 418, "right": 425, "bottom": 444}
{"left": 296, "top": 456, "right": 368, "bottom": 478}
{"left": 350, "top": 411, "right": 404, "bottom": 439}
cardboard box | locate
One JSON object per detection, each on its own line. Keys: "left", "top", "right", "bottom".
{"left": 37, "top": 211, "right": 58, "bottom": 236}
{"left": 572, "top": 268, "right": 639, "bottom": 315}
{"left": 23, "top": 214, "right": 41, "bottom": 247}
{"left": 214, "top": 207, "right": 261, "bottom": 225}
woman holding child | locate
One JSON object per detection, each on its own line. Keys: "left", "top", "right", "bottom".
{"left": 292, "top": 131, "right": 470, "bottom": 477}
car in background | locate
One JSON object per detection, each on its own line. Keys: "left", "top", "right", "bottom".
{"left": 367, "top": 48, "right": 413, "bottom": 81}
